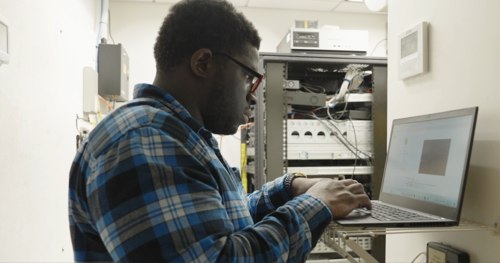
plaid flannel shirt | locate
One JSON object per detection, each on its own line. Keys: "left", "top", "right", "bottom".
{"left": 69, "top": 84, "right": 332, "bottom": 262}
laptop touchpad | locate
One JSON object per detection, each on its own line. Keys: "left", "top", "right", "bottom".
{"left": 344, "top": 209, "right": 371, "bottom": 219}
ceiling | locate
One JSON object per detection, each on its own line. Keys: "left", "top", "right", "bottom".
{"left": 109, "top": 0, "right": 384, "bottom": 14}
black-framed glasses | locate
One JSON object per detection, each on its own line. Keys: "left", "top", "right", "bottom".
{"left": 213, "top": 52, "right": 263, "bottom": 93}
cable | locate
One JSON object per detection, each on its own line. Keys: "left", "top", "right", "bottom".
{"left": 97, "top": 95, "right": 101, "bottom": 123}
{"left": 98, "top": 95, "right": 114, "bottom": 111}
{"left": 369, "top": 38, "right": 387, "bottom": 56}
{"left": 411, "top": 252, "right": 426, "bottom": 263}
{"left": 300, "top": 83, "right": 326, "bottom": 94}
{"left": 76, "top": 114, "right": 91, "bottom": 133}
{"left": 311, "top": 113, "right": 367, "bottom": 162}
{"left": 347, "top": 116, "right": 357, "bottom": 178}
{"left": 95, "top": 0, "right": 104, "bottom": 71}
{"left": 329, "top": 98, "right": 349, "bottom": 120}
{"left": 108, "top": 10, "right": 116, "bottom": 44}
{"left": 327, "top": 88, "right": 341, "bottom": 109}
{"left": 327, "top": 88, "right": 350, "bottom": 120}
{"left": 323, "top": 111, "right": 372, "bottom": 164}
{"left": 301, "top": 86, "right": 322, "bottom": 94}
{"left": 329, "top": 116, "right": 373, "bottom": 165}
{"left": 240, "top": 122, "right": 255, "bottom": 130}
{"left": 290, "top": 107, "right": 322, "bottom": 119}
{"left": 329, "top": 68, "right": 359, "bottom": 105}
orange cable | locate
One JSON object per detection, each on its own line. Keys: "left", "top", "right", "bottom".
{"left": 293, "top": 109, "right": 319, "bottom": 119}
{"left": 239, "top": 122, "right": 255, "bottom": 130}
{"left": 98, "top": 95, "right": 114, "bottom": 111}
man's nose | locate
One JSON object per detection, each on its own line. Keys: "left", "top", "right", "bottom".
{"left": 247, "top": 92, "right": 257, "bottom": 106}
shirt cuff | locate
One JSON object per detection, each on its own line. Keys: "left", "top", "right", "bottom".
{"left": 254, "top": 175, "right": 294, "bottom": 210}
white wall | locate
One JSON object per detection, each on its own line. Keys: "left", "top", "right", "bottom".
{"left": 109, "top": 2, "right": 387, "bottom": 97}
{"left": 109, "top": 2, "right": 387, "bottom": 168}
{"left": 386, "top": 0, "right": 500, "bottom": 262}
{"left": 0, "top": 0, "right": 97, "bottom": 261}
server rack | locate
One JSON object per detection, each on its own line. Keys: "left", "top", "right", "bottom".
{"left": 242, "top": 52, "right": 387, "bottom": 262}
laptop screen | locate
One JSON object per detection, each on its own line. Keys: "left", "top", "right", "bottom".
{"left": 381, "top": 110, "right": 476, "bottom": 210}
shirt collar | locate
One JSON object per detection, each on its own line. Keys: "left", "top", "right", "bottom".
{"left": 133, "top": 83, "right": 204, "bottom": 134}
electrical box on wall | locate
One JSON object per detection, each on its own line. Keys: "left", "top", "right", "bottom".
{"left": 397, "top": 21, "right": 428, "bottom": 80}
{"left": 98, "top": 43, "right": 129, "bottom": 102}
{"left": 0, "top": 14, "right": 10, "bottom": 67}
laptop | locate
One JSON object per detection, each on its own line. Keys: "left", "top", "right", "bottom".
{"left": 336, "top": 107, "right": 478, "bottom": 227}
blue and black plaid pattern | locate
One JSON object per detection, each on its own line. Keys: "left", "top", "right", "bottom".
{"left": 69, "top": 84, "right": 332, "bottom": 262}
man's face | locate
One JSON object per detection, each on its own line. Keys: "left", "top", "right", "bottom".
{"left": 203, "top": 44, "right": 259, "bottom": 135}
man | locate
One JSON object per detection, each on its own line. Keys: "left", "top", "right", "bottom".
{"left": 68, "top": 0, "right": 372, "bottom": 262}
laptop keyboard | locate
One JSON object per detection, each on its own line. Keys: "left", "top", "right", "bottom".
{"left": 370, "top": 202, "right": 436, "bottom": 221}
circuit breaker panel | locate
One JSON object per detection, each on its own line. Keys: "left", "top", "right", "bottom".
{"left": 240, "top": 53, "right": 388, "bottom": 261}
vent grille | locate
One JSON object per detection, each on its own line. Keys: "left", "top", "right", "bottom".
{"left": 409, "top": 222, "right": 447, "bottom": 227}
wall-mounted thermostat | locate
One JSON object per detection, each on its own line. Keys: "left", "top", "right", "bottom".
{"left": 0, "top": 14, "right": 10, "bottom": 67}
{"left": 397, "top": 21, "right": 428, "bottom": 80}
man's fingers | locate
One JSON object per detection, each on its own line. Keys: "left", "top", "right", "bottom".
{"left": 355, "top": 194, "right": 372, "bottom": 210}
{"left": 341, "top": 179, "right": 358, "bottom": 186}
{"left": 346, "top": 182, "right": 365, "bottom": 194}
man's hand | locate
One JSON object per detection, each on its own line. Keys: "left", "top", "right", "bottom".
{"left": 305, "top": 179, "right": 372, "bottom": 219}
{"left": 291, "top": 178, "right": 322, "bottom": 197}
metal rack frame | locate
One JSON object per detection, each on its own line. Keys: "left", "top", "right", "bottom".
{"left": 319, "top": 221, "right": 500, "bottom": 263}
{"left": 255, "top": 52, "right": 388, "bottom": 188}
{"left": 252, "top": 53, "right": 388, "bottom": 262}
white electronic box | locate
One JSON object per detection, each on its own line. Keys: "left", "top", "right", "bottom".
{"left": 397, "top": 21, "right": 428, "bottom": 80}
{"left": 0, "top": 14, "right": 9, "bottom": 67}
{"left": 277, "top": 28, "right": 368, "bottom": 55}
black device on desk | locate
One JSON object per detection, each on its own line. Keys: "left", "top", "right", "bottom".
{"left": 427, "top": 242, "right": 470, "bottom": 263}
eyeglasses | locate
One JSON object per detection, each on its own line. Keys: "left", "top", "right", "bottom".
{"left": 213, "top": 52, "right": 263, "bottom": 93}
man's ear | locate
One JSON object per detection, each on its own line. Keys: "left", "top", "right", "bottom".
{"left": 190, "top": 48, "right": 214, "bottom": 78}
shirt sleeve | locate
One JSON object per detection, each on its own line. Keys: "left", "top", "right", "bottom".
{"left": 86, "top": 126, "right": 332, "bottom": 262}
{"left": 246, "top": 175, "right": 294, "bottom": 223}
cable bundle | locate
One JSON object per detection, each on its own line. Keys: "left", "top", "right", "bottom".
{"left": 328, "top": 68, "right": 359, "bottom": 106}
{"left": 299, "top": 83, "right": 326, "bottom": 94}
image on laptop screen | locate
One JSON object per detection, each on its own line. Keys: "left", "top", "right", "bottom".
{"left": 381, "top": 114, "right": 474, "bottom": 208}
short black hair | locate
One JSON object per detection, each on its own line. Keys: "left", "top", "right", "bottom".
{"left": 154, "top": 0, "right": 261, "bottom": 73}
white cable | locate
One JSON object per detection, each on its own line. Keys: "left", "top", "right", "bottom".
{"left": 300, "top": 84, "right": 326, "bottom": 94}
{"left": 369, "top": 38, "right": 387, "bottom": 56}
{"left": 311, "top": 113, "right": 366, "bottom": 162}
{"left": 325, "top": 109, "right": 372, "bottom": 165}
{"left": 348, "top": 116, "right": 357, "bottom": 178}
{"left": 330, "top": 68, "right": 360, "bottom": 105}
{"left": 411, "top": 252, "right": 426, "bottom": 263}
{"left": 302, "top": 86, "right": 315, "bottom": 93}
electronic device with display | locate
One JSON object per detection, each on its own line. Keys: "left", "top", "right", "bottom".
{"left": 397, "top": 21, "right": 428, "bottom": 80}
{"left": 277, "top": 28, "right": 368, "bottom": 55}
{"left": 427, "top": 242, "right": 470, "bottom": 263}
{"left": 0, "top": 14, "right": 10, "bottom": 67}
{"left": 336, "top": 107, "right": 478, "bottom": 227}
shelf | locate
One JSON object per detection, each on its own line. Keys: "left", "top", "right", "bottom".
{"left": 319, "top": 221, "right": 499, "bottom": 263}
{"left": 287, "top": 166, "right": 373, "bottom": 175}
